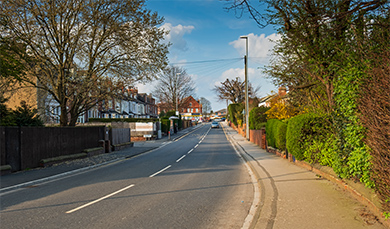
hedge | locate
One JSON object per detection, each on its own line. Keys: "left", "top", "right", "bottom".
{"left": 275, "top": 121, "right": 288, "bottom": 151}
{"left": 286, "top": 113, "right": 333, "bottom": 161}
{"left": 160, "top": 118, "right": 170, "bottom": 134}
{"left": 228, "top": 103, "right": 244, "bottom": 126}
{"left": 249, "top": 106, "right": 269, "bottom": 130}
{"left": 266, "top": 119, "right": 287, "bottom": 150}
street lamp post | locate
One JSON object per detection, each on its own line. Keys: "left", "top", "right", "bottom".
{"left": 175, "top": 73, "right": 181, "bottom": 116}
{"left": 240, "top": 36, "right": 249, "bottom": 140}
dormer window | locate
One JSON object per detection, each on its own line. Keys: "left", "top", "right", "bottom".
{"left": 189, "top": 102, "right": 192, "bottom": 107}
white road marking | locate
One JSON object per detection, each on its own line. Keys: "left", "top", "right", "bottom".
{"left": 187, "top": 149, "right": 193, "bottom": 154}
{"left": 66, "top": 184, "right": 135, "bottom": 214}
{"left": 149, "top": 165, "right": 172, "bottom": 177}
{"left": 194, "top": 144, "right": 199, "bottom": 148}
{"left": 176, "top": 155, "right": 186, "bottom": 163}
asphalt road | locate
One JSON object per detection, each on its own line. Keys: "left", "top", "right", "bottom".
{"left": 0, "top": 124, "right": 254, "bottom": 229}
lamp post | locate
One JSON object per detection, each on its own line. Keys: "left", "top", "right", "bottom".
{"left": 240, "top": 35, "right": 249, "bottom": 140}
{"left": 175, "top": 73, "right": 181, "bottom": 116}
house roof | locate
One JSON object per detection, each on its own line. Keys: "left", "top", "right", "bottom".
{"left": 215, "top": 108, "right": 227, "bottom": 113}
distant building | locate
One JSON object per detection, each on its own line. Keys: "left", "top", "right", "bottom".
{"left": 180, "top": 96, "right": 203, "bottom": 121}
{"left": 258, "top": 87, "right": 287, "bottom": 107}
{"left": 214, "top": 108, "right": 227, "bottom": 117}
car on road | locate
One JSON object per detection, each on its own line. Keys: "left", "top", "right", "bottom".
{"left": 211, "top": 121, "right": 219, "bottom": 128}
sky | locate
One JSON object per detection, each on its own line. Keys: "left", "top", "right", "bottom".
{"left": 136, "top": 0, "right": 281, "bottom": 112}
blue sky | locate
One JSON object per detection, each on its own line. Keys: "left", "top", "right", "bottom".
{"left": 136, "top": 0, "right": 280, "bottom": 112}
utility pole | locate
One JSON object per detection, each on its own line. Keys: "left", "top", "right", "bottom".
{"left": 240, "top": 36, "right": 249, "bottom": 140}
{"left": 175, "top": 73, "right": 181, "bottom": 116}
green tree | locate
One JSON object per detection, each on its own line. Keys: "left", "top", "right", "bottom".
{"left": 249, "top": 106, "right": 269, "bottom": 129}
{"left": 13, "top": 101, "right": 44, "bottom": 126}
{"left": 0, "top": 96, "right": 16, "bottom": 126}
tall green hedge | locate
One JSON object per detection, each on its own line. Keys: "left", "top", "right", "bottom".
{"left": 160, "top": 118, "right": 170, "bottom": 134}
{"left": 275, "top": 121, "right": 287, "bottom": 151}
{"left": 249, "top": 106, "right": 269, "bottom": 130}
{"left": 228, "top": 103, "right": 244, "bottom": 126}
{"left": 286, "top": 113, "right": 334, "bottom": 162}
{"left": 266, "top": 119, "right": 287, "bottom": 150}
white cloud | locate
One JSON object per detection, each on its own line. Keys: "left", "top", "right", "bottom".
{"left": 229, "top": 33, "right": 281, "bottom": 58}
{"left": 214, "top": 68, "right": 256, "bottom": 86}
{"left": 161, "top": 23, "right": 195, "bottom": 51}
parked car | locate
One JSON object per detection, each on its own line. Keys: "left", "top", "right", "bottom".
{"left": 211, "top": 121, "right": 219, "bottom": 128}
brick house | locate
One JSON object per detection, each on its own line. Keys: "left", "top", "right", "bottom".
{"left": 180, "top": 96, "right": 203, "bottom": 121}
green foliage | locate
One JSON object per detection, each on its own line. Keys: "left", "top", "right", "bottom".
{"left": 286, "top": 113, "right": 331, "bottom": 161}
{"left": 249, "top": 106, "right": 269, "bottom": 130}
{"left": 265, "top": 119, "right": 277, "bottom": 148}
{"left": 160, "top": 118, "right": 170, "bottom": 134}
{"left": 0, "top": 99, "right": 43, "bottom": 126}
{"left": 13, "top": 101, "right": 43, "bottom": 126}
{"left": 275, "top": 121, "right": 287, "bottom": 151}
{"left": 164, "top": 110, "right": 177, "bottom": 118}
{"left": 333, "top": 64, "right": 373, "bottom": 187}
{"left": 228, "top": 103, "right": 244, "bottom": 126}
{"left": 303, "top": 134, "right": 338, "bottom": 167}
{"left": 266, "top": 119, "right": 287, "bottom": 151}
{"left": 0, "top": 97, "right": 16, "bottom": 126}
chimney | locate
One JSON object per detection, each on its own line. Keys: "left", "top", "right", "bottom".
{"left": 278, "top": 86, "right": 287, "bottom": 97}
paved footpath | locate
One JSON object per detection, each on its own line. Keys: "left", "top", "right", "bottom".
{"left": 221, "top": 121, "right": 387, "bottom": 229}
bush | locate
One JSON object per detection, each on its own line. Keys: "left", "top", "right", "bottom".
{"left": 266, "top": 119, "right": 287, "bottom": 150}
{"left": 160, "top": 118, "right": 170, "bottom": 134}
{"left": 228, "top": 103, "right": 244, "bottom": 126}
{"left": 275, "top": 121, "right": 287, "bottom": 151}
{"left": 0, "top": 99, "right": 43, "bottom": 126}
{"left": 286, "top": 112, "right": 334, "bottom": 162}
{"left": 265, "top": 119, "right": 278, "bottom": 148}
{"left": 249, "top": 106, "right": 269, "bottom": 130}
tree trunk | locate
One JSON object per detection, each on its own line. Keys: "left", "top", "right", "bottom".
{"left": 60, "top": 103, "right": 68, "bottom": 126}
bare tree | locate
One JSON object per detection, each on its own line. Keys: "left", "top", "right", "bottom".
{"left": 153, "top": 66, "right": 195, "bottom": 112}
{"left": 213, "top": 77, "right": 258, "bottom": 103}
{"left": 200, "top": 97, "right": 212, "bottom": 114}
{"left": 1, "top": 0, "right": 169, "bottom": 126}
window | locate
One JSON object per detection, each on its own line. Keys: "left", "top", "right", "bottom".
{"left": 187, "top": 108, "right": 190, "bottom": 113}
{"left": 191, "top": 108, "right": 193, "bottom": 113}
{"left": 189, "top": 102, "right": 192, "bottom": 107}
{"left": 196, "top": 108, "right": 198, "bottom": 112}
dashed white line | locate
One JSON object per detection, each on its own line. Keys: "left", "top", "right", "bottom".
{"left": 66, "top": 184, "right": 135, "bottom": 214}
{"left": 176, "top": 155, "right": 186, "bottom": 162}
{"left": 194, "top": 144, "right": 199, "bottom": 148}
{"left": 187, "top": 149, "right": 194, "bottom": 154}
{"left": 149, "top": 165, "right": 172, "bottom": 177}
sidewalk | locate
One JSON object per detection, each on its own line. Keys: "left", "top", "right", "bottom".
{"left": 0, "top": 124, "right": 201, "bottom": 192}
{"left": 221, "top": 122, "right": 388, "bottom": 229}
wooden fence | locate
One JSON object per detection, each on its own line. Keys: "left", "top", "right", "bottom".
{"left": 0, "top": 126, "right": 106, "bottom": 171}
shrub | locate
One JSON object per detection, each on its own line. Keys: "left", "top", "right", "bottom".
{"left": 0, "top": 99, "right": 43, "bottom": 126}
{"left": 275, "top": 121, "right": 287, "bottom": 151}
{"left": 228, "top": 103, "right": 244, "bottom": 126}
{"left": 249, "top": 106, "right": 269, "bottom": 130}
{"left": 265, "top": 119, "right": 278, "bottom": 148}
{"left": 160, "top": 118, "right": 170, "bottom": 134}
{"left": 286, "top": 113, "right": 329, "bottom": 161}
